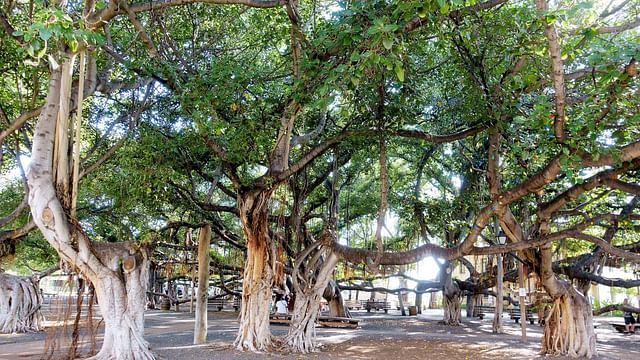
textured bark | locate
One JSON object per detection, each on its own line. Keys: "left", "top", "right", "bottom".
{"left": 541, "top": 289, "right": 596, "bottom": 358}
{"left": 539, "top": 243, "right": 596, "bottom": 358}
{"left": 466, "top": 294, "right": 481, "bottom": 318}
{"left": 286, "top": 247, "right": 338, "bottom": 353}
{"left": 28, "top": 60, "right": 155, "bottom": 360}
{"left": 442, "top": 263, "right": 461, "bottom": 326}
{"left": 0, "top": 273, "right": 44, "bottom": 333}
{"left": 194, "top": 225, "right": 211, "bottom": 345}
{"left": 234, "top": 190, "right": 274, "bottom": 351}
{"left": 88, "top": 244, "right": 154, "bottom": 360}
{"left": 492, "top": 253, "right": 504, "bottom": 333}
{"left": 324, "top": 280, "right": 349, "bottom": 318}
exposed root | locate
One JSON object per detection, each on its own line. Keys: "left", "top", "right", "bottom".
{"left": 541, "top": 288, "right": 596, "bottom": 358}
{"left": 442, "top": 292, "right": 461, "bottom": 326}
{"left": 0, "top": 273, "right": 44, "bottom": 333}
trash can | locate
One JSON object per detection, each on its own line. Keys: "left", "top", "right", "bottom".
{"left": 408, "top": 306, "right": 417, "bottom": 316}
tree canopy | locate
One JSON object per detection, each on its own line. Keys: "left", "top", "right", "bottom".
{"left": 1, "top": 0, "right": 639, "bottom": 358}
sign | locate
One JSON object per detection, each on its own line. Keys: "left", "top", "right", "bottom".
{"left": 518, "top": 288, "right": 527, "bottom": 297}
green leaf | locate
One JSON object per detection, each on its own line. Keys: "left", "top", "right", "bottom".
{"left": 39, "top": 28, "right": 52, "bottom": 41}
{"left": 382, "top": 38, "right": 393, "bottom": 50}
{"left": 69, "top": 39, "right": 79, "bottom": 52}
{"left": 395, "top": 63, "right": 405, "bottom": 82}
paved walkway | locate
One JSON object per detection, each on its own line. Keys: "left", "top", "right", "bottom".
{"left": 1, "top": 307, "right": 638, "bottom": 359}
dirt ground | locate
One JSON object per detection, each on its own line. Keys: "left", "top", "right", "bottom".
{"left": 1, "top": 306, "right": 639, "bottom": 360}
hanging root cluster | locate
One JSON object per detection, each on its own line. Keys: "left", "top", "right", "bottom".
{"left": 442, "top": 293, "right": 462, "bottom": 326}
{"left": 43, "top": 273, "right": 99, "bottom": 360}
{"left": 284, "top": 230, "right": 339, "bottom": 354}
{"left": 541, "top": 289, "right": 596, "bottom": 359}
{"left": 0, "top": 273, "right": 44, "bottom": 333}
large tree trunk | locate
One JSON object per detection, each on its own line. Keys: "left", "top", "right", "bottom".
{"left": 234, "top": 190, "right": 274, "bottom": 351}
{"left": 539, "top": 243, "right": 596, "bottom": 358}
{"left": 442, "top": 262, "right": 461, "bottom": 326}
{"left": 28, "top": 59, "right": 155, "bottom": 360}
{"left": 285, "top": 238, "right": 339, "bottom": 353}
{"left": 89, "top": 244, "right": 153, "bottom": 360}
{"left": 194, "top": 225, "right": 211, "bottom": 344}
{"left": 324, "top": 280, "right": 349, "bottom": 318}
{"left": 0, "top": 273, "right": 44, "bottom": 333}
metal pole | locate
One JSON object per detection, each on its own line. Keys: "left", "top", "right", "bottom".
{"left": 518, "top": 261, "right": 527, "bottom": 341}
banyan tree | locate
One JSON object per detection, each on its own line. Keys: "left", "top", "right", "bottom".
{"left": 0, "top": 0, "right": 639, "bottom": 359}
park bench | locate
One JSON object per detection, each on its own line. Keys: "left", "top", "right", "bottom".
{"left": 361, "top": 300, "right": 391, "bottom": 313}
{"left": 208, "top": 297, "right": 240, "bottom": 311}
{"left": 269, "top": 313, "right": 359, "bottom": 329}
{"left": 509, "top": 307, "right": 536, "bottom": 325}
{"left": 209, "top": 298, "right": 225, "bottom": 311}
{"left": 318, "top": 315, "right": 360, "bottom": 329}
{"left": 270, "top": 313, "right": 292, "bottom": 325}
{"left": 610, "top": 323, "right": 636, "bottom": 334}
{"left": 472, "top": 305, "right": 495, "bottom": 320}
{"left": 345, "top": 299, "right": 362, "bottom": 310}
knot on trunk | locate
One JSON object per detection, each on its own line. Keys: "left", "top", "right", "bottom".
{"left": 42, "top": 207, "right": 55, "bottom": 228}
{"left": 122, "top": 255, "right": 137, "bottom": 273}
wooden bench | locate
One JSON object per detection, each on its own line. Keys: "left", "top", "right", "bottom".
{"left": 610, "top": 323, "right": 636, "bottom": 334}
{"left": 208, "top": 297, "right": 240, "bottom": 311}
{"left": 318, "top": 316, "right": 359, "bottom": 329}
{"left": 345, "top": 299, "right": 362, "bottom": 310}
{"left": 269, "top": 314, "right": 359, "bottom": 329}
{"left": 270, "top": 313, "right": 292, "bottom": 325}
{"left": 509, "top": 307, "right": 536, "bottom": 325}
{"left": 361, "top": 300, "right": 391, "bottom": 313}
{"left": 209, "top": 298, "right": 225, "bottom": 311}
{"left": 472, "top": 305, "right": 495, "bottom": 320}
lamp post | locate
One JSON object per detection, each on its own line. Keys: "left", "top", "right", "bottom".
{"left": 493, "top": 229, "right": 507, "bottom": 334}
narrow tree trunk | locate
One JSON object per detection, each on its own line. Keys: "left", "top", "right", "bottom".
{"left": 466, "top": 294, "right": 474, "bottom": 318}
{"left": 398, "top": 266, "right": 407, "bottom": 316}
{"left": 415, "top": 293, "right": 423, "bottom": 314}
{"left": 493, "top": 253, "right": 504, "bottom": 333}
{"left": 194, "top": 225, "right": 211, "bottom": 345}
{"left": 0, "top": 273, "right": 44, "bottom": 333}
{"left": 234, "top": 190, "right": 274, "bottom": 351}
